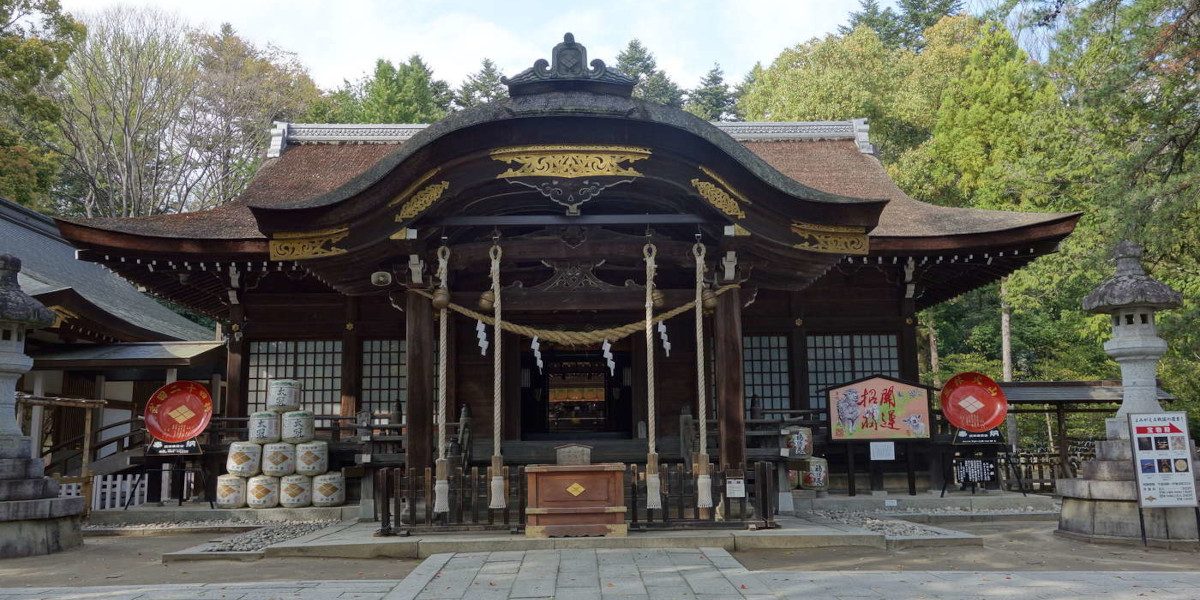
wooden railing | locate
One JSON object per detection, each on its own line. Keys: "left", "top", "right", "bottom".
{"left": 374, "top": 460, "right": 778, "bottom": 534}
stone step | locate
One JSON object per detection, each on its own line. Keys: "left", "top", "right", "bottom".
{"left": 0, "top": 478, "right": 58, "bottom": 502}
{"left": 0, "top": 457, "right": 43, "bottom": 481}
{"left": 0, "top": 496, "right": 84, "bottom": 522}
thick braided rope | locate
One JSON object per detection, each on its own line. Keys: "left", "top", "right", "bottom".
{"left": 409, "top": 284, "right": 738, "bottom": 346}
{"left": 694, "top": 243, "right": 707, "bottom": 467}
{"left": 490, "top": 245, "right": 502, "bottom": 460}
{"left": 437, "top": 247, "right": 449, "bottom": 461}
{"left": 644, "top": 244, "right": 657, "bottom": 457}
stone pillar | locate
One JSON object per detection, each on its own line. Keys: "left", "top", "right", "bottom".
{"left": 1058, "top": 241, "right": 1197, "bottom": 547}
{"left": 0, "top": 254, "right": 84, "bottom": 557}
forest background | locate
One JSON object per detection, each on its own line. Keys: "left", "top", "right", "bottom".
{"left": 2, "top": 0, "right": 1197, "bottom": 442}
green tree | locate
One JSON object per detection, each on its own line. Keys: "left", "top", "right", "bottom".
{"left": 454, "top": 58, "right": 506, "bottom": 109}
{"left": 841, "top": 0, "right": 965, "bottom": 50}
{"left": 615, "top": 39, "right": 684, "bottom": 108}
{"left": 838, "top": 0, "right": 905, "bottom": 47}
{"left": 684, "top": 64, "right": 733, "bottom": 121}
{"left": 0, "top": 0, "right": 83, "bottom": 211}
{"left": 309, "top": 55, "right": 450, "bottom": 124}
{"left": 730, "top": 62, "right": 762, "bottom": 121}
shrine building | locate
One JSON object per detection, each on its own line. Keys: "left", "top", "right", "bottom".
{"left": 53, "top": 35, "right": 1079, "bottom": 500}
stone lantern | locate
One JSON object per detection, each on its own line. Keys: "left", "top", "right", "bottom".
{"left": 1081, "top": 240, "right": 1182, "bottom": 439}
{"left": 1058, "top": 240, "right": 1196, "bottom": 547}
{"left": 0, "top": 254, "right": 85, "bottom": 557}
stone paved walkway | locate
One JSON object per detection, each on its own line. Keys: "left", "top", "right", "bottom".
{"left": 3, "top": 549, "right": 1200, "bottom": 599}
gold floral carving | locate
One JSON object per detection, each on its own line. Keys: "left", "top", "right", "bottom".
{"left": 396, "top": 181, "right": 451, "bottom": 221}
{"left": 699, "top": 166, "right": 752, "bottom": 206}
{"left": 269, "top": 227, "right": 349, "bottom": 261}
{"left": 790, "top": 221, "right": 869, "bottom": 255}
{"left": 691, "top": 179, "right": 745, "bottom": 219}
{"left": 387, "top": 169, "right": 440, "bottom": 207}
{"left": 490, "top": 145, "right": 651, "bottom": 178}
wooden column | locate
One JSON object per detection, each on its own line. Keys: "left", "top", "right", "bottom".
{"left": 225, "top": 303, "right": 248, "bottom": 419}
{"left": 405, "top": 290, "right": 433, "bottom": 472}
{"left": 340, "top": 297, "right": 361, "bottom": 418}
{"left": 900, "top": 297, "right": 920, "bottom": 381}
{"left": 714, "top": 287, "right": 746, "bottom": 469}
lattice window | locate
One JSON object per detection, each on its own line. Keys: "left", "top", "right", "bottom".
{"left": 743, "top": 335, "right": 791, "bottom": 418}
{"left": 806, "top": 334, "right": 899, "bottom": 409}
{"left": 248, "top": 341, "right": 343, "bottom": 421}
{"left": 361, "top": 339, "right": 407, "bottom": 422}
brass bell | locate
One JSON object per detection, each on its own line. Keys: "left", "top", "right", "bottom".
{"left": 478, "top": 289, "right": 495, "bottom": 311}
{"left": 652, "top": 289, "right": 666, "bottom": 309}
{"left": 432, "top": 287, "right": 451, "bottom": 310}
{"left": 701, "top": 288, "right": 718, "bottom": 311}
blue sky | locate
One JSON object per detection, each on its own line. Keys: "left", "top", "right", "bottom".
{"left": 61, "top": 0, "right": 876, "bottom": 90}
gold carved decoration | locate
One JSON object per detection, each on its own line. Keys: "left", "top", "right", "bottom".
{"left": 395, "top": 181, "right": 451, "bottom": 221}
{"left": 790, "top": 221, "right": 869, "bottom": 255}
{"left": 691, "top": 166, "right": 752, "bottom": 220}
{"left": 269, "top": 227, "right": 349, "bottom": 261}
{"left": 490, "top": 145, "right": 651, "bottom": 178}
{"left": 46, "top": 305, "right": 79, "bottom": 329}
{"left": 691, "top": 179, "right": 745, "bottom": 219}
{"left": 387, "top": 169, "right": 440, "bottom": 207}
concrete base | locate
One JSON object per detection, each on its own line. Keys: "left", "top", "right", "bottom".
{"left": 86, "top": 503, "right": 358, "bottom": 525}
{"left": 0, "top": 513, "right": 83, "bottom": 558}
{"left": 1057, "top": 440, "right": 1199, "bottom": 548}
{"left": 792, "top": 489, "right": 1056, "bottom": 514}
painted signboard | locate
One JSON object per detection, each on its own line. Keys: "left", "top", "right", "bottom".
{"left": 1128, "top": 412, "right": 1197, "bottom": 509}
{"left": 144, "top": 381, "right": 213, "bottom": 444}
{"left": 826, "top": 376, "right": 932, "bottom": 441}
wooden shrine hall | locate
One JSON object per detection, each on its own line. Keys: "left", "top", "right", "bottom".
{"left": 53, "top": 35, "right": 1080, "bottom": 509}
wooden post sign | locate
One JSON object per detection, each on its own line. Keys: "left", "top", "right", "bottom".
{"left": 144, "top": 381, "right": 213, "bottom": 456}
{"left": 1128, "top": 412, "right": 1197, "bottom": 509}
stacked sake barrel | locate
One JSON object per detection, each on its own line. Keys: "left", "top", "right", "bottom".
{"left": 216, "top": 379, "right": 346, "bottom": 510}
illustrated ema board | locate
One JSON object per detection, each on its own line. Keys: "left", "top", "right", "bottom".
{"left": 826, "top": 376, "right": 932, "bottom": 441}
{"left": 1128, "top": 412, "right": 1197, "bottom": 509}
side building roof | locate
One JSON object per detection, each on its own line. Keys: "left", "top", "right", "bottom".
{"left": 0, "top": 197, "right": 214, "bottom": 342}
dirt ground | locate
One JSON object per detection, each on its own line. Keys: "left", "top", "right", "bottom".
{"left": 2, "top": 520, "right": 1197, "bottom": 589}
{"left": 736, "top": 520, "right": 1200, "bottom": 572}
{"left": 0, "top": 533, "right": 419, "bottom": 588}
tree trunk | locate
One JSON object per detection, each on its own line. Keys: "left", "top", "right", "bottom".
{"left": 1000, "top": 278, "right": 1018, "bottom": 451}
{"left": 928, "top": 320, "right": 941, "bottom": 388}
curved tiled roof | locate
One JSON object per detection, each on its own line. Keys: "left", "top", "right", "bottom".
{"left": 57, "top": 120, "right": 1077, "bottom": 249}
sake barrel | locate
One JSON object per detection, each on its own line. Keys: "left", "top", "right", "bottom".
{"left": 295, "top": 441, "right": 328, "bottom": 476}
{"left": 261, "top": 442, "right": 296, "bottom": 477}
{"left": 226, "top": 442, "right": 261, "bottom": 477}
{"left": 279, "top": 474, "right": 312, "bottom": 508}
{"left": 216, "top": 474, "right": 246, "bottom": 509}
{"left": 248, "top": 411, "right": 281, "bottom": 444}
{"left": 247, "top": 475, "right": 280, "bottom": 509}
{"left": 786, "top": 427, "right": 813, "bottom": 458}
{"left": 311, "top": 472, "right": 345, "bottom": 507}
{"left": 800, "top": 457, "right": 829, "bottom": 490}
{"left": 266, "top": 379, "right": 302, "bottom": 413}
{"left": 281, "top": 410, "right": 315, "bottom": 444}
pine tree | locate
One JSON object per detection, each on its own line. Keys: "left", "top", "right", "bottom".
{"left": 616, "top": 39, "right": 685, "bottom": 108}
{"left": 840, "top": 0, "right": 963, "bottom": 51}
{"left": 454, "top": 59, "right": 506, "bottom": 109}
{"left": 839, "top": 0, "right": 904, "bottom": 48}
{"left": 685, "top": 64, "right": 733, "bottom": 121}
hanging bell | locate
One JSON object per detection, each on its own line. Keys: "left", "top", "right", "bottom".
{"left": 652, "top": 289, "right": 666, "bottom": 309}
{"left": 701, "top": 288, "right": 718, "bottom": 311}
{"left": 478, "top": 289, "right": 495, "bottom": 311}
{"left": 432, "top": 287, "right": 451, "bottom": 310}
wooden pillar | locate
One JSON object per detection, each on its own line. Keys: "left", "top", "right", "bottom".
{"left": 29, "top": 372, "right": 44, "bottom": 460}
{"left": 715, "top": 287, "right": 746, "bottom": 469}
{"left": 225, "top": 303, "right": 248, "bottom": 419}
{"left": 340, "top": 297, "right": 361, "bottom": 418}
{"left": 405, "top": 290, "right": 433, "bottom": 472}
{"left": 900, "top": 298, "right": 920, "bottom": 382}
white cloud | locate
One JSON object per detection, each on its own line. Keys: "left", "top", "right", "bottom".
{"left": 60, "top": 0, "right": 858, "bottom": 90}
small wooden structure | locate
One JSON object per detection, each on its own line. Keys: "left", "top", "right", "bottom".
{"left": 525, "top": 463, "right": 627, "bottom": 538}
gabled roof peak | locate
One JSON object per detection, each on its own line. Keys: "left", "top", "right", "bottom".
{"left": 501, "top": 33, "right": 636, "bottom": 97}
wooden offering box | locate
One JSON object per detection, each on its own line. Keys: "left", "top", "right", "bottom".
{"left": 525, "top": 464, "right": 627, "bottom": 537}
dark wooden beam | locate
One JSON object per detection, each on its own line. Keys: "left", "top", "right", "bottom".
{"left": 405, "top": 290, "right": 433, "bottom": 472}
{"left": 714, "top": 287, "right": 746, "bottom": 469}
{"left": 428, "top": 214, "right": 717, "bottom": 227}
{"left": 226, "top": 304, "right": 247, "bottom": 418}
{"left": 340, "top": 297, "right": 360, "bottom": 417}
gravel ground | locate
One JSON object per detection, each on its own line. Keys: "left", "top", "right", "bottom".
{"left": 202, "top": 520, "right": 339, "bottom": 552}
{"left": 812, "top": 510, "right": 946, "bottom": 537}
{"left": 83, "top": 519, "right": 276, "bottom": 530}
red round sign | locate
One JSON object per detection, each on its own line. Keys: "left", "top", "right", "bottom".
{"left": 940, "top": 372, "right": 1008, "bottom": 433}
{"left": 144, "top": 381, "right": 213, "bottom": 443}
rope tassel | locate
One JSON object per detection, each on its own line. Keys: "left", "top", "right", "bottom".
{"left": 489, "top": 474, "right": 506, "bottom": 509}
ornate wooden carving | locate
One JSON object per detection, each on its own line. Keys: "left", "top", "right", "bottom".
{"left": 269, "top": 227, "right": 349, "bottom": 260}
{"left": 790, "top": 221, "right": 869, "bottom": 255}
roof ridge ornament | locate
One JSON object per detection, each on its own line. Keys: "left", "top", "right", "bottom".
{"left": 502, "top": 33, "right": 635, "bottom": 97}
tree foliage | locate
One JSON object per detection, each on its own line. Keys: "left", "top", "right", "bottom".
{"left": 684, "top": 64, "right": 733, "bottom": 121}
{"left": 303, "top": 55, "right": 451, "bottom": 124}
{"left": 616, "top": 39, "right": 685, "bottom": 108}
{"left": 454, "top": 58, "right": 506, "bottom": 109}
